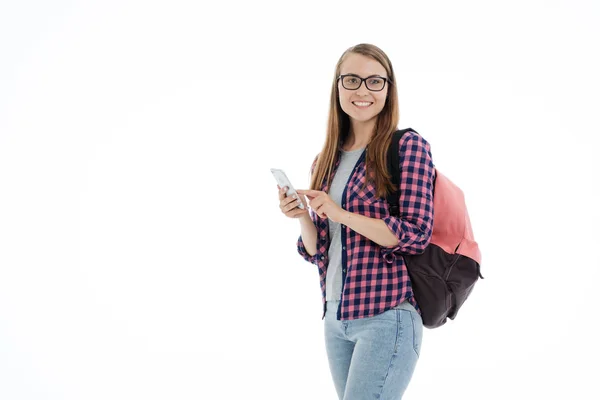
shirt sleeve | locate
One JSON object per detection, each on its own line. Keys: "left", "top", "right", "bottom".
{"left": 380, "top": 133, "right": 435, "bottom": 263}
{"left": 296, "top": 154, "right": 321, "bottom": 265}
{"left": 296, "top": 207, "right": 321, "bottom": 265}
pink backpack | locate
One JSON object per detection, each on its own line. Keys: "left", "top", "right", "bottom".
{"left": 387, "top": 128, "right": 483, "bottom": 328}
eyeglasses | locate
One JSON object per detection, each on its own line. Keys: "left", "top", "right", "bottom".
{"left": 337, "top": 74, "right": 389, "bottom": 92}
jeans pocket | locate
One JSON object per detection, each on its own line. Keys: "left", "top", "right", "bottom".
{"left": 409, "top": 311, "right": 423, "bottom": 357}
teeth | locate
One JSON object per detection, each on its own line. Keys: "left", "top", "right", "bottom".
{"left": 353, "top": 102, "right": 372, "bottom": 107}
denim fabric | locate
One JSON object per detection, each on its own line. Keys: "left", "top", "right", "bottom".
{"left": 324, "top": 300, "right": 423, "bottom": 399}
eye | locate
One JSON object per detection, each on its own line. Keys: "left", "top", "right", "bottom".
{"left": 368, "top": 78, "right": 382, "bottom": 85}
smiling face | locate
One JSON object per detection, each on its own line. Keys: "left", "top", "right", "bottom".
{"left": 337, "top": 52, "right": 389, "bottom": 126}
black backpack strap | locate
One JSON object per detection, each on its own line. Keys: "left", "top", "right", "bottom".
{"left": 386, "top": 128, "right": 418, "bottom": 217}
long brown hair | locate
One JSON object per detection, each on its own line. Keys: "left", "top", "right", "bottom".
{"left": 309, "top": 43, "right": 400, "bottom": 199}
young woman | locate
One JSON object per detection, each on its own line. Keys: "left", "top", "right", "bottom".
{"left": 277, "top": 43, "right": 435, "bottom": 399}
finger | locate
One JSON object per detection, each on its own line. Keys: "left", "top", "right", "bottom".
{"left": 278, "top": 185, "right": 288, "bottom": 201}
{"left": 288, "top": 206, "right": 307, "bottom": 217}
{"left": 284, "top": 203, "right": 299, "bottom": 214}
{"left": 312, "top": 203, "right": 323, "bottom": 218}
{"left": 285, "top": 197, "right": 303, "bottom": 212}
{"left": 284, "top": 194, "right": 300, "bottom": 207}
{"left": 296, "top": 189, "right": 320, "bottom": 196}
{"left": 316, "top": 203, "right": 330, "bottom": 219}
{"left": 309, "top": 197, "right": 323, "bottom": 210}
{"left": 298, "top": 191, "right": 320, "bottom": 201}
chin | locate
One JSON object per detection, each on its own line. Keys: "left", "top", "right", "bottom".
{"left": 342, "top": 105, "right": 381, "bottom": 123}
{"left": 348, "top": 112, "right": 377, "bottom": 123}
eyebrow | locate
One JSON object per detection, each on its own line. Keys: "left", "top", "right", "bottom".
{"left": 341, "top": 73, "right": 387, "bottom": 79}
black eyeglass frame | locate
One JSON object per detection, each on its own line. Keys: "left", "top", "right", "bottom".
{"left": 337, "top": 74, "right": 390, "bottom": 92}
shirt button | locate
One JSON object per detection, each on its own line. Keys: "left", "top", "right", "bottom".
{"left": 343, "top": 268, "right": 346, "bottom": 273}
{"left": 320, "top": 255, "right": 324, "bottom": 260}
{"left": 342, "top": 246, "right": 346, "bottom": 250}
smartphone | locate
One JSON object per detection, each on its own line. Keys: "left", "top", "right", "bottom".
{"left": 270, "top": 168, "right": 305, "bottom": 209}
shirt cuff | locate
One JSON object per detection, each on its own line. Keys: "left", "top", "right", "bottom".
{"left": 297, "top": 234, "right": 320, "bottom": 265}
{"left": 379, "top": 215, "right": 429, "bottom": 262}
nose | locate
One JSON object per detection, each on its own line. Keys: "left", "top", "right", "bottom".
{"left": 355, "top": 81, "right": 369, "bottom": 96}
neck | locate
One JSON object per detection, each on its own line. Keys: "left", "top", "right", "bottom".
{"left": 346, "top": 118, "right": 376, "bottom": 149}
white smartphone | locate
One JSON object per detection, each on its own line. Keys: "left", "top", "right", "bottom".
{"left": 270, "top": 168, "right": 305, "bottom": 210}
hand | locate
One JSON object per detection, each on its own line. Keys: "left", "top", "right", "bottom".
{"left": 277, "top": 185, "right": 309, "bottom": 219}
{"left": 296, "top": 189, "right": 346, "bottom": 223}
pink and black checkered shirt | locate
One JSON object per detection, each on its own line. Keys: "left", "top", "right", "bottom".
{"left": 297, "top": 130, "right": 435, "bottom": 321}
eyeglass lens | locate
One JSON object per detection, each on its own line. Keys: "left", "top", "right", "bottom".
{"left": 342, "top": 76, "right": 385, "bottom": 91}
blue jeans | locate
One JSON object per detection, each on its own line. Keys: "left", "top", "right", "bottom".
{"left": 324, "top": 300, "right": 423, "bottom": 400}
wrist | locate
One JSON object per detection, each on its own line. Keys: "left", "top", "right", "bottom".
{"left": 300, "top": 212, "right": 312, "bottom": 224}
{"left": 339, "top": 209, "right": 350, "bottom": 224}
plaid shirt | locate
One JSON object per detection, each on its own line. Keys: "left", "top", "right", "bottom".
{"left": 297, "top": 131, "right": 435, "bottom": 321}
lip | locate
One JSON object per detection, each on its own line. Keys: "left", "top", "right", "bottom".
{"left": 352, "top": 101, "right": 373, "bottom": 109}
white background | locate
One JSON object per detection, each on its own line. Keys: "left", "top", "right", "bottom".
{"left": 1, "top": 1, "right": 599, "bottom": 399}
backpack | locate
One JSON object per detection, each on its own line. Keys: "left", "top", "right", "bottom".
{"left": 386, "top": 128, "right": 483, "bottom": 329}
